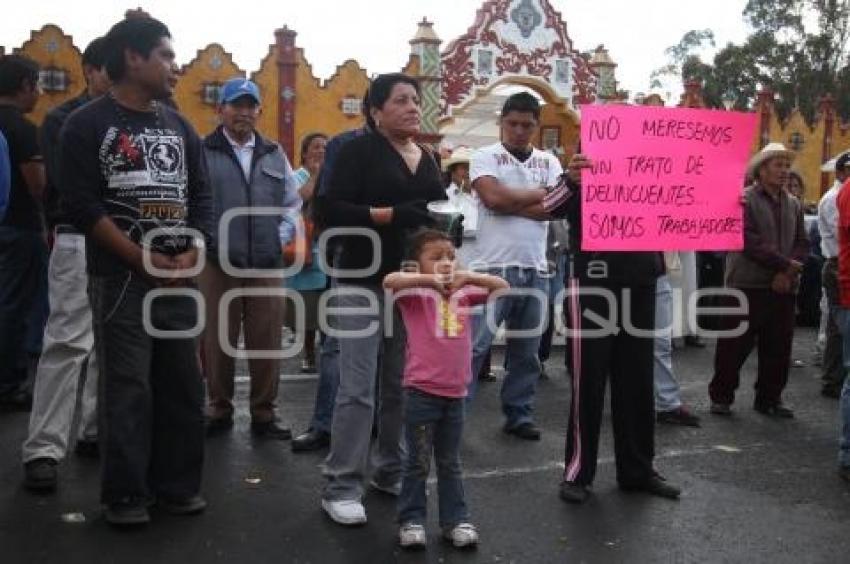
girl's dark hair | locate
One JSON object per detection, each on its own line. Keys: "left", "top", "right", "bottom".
{"left": 406, "top": 228, "right": 452, "bottom": 261}
{"left": 103, "top": 17, "right": 171, "bottom": 81}
{"left": 0, "top": 55, "right": 39, "bottom": 97}
{"left": 300, "top": 132, "right": 328, "bottom": 166}
{"left": 365, "top": 73, "right": 420, "bottom": 130}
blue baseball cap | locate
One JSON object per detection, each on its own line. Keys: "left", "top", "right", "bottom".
{"left": 220, "top": 78, "right": 261, "bottom": 105}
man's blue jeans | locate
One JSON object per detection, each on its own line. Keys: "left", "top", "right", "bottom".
{"left": 397, "top": 388, "right": 468, "bottom": 529}
{"left": 469, "top": 266, "right": 547, "bottom": 428}
{"left": 833, "top": 306, "right": 850, "bottom": 468}
{"left": 0, "top": 227, "right": 47, "bottom": 394}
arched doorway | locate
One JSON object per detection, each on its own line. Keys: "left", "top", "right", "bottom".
{"left": 439, "top": 76, "right": 580, "bottom": 159}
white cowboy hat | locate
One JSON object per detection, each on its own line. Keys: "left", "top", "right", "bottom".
{"left": 746, "top": 142, "right": 795, "bottom": 178}
{"left": 441, "top": 146, "right": 475, "bottom": 172}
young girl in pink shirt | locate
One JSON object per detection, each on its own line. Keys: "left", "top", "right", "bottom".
{"left": 383, "top": 229, "right": 507, "bottom": 550}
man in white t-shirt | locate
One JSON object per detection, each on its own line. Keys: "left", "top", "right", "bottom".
{"left": 468, "top": 92, "right": 563, "bottom": 440}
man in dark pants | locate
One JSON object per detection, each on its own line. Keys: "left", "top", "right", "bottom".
{"left": 497, "top": 151, "right": 680, "bottom": 503}
{"left": 61, "top": 17, "right": 212, "bottom": 526}
{"left": 0, "top": 54, "right": 45, "bottom": 410}
{"left": 709, "top": 143, "right": 808, "bottom": 418}
{"left": 546, "top": 173, "right": 678, "bottom": 504}
{"left": 290, "top": 119, "right": 368, "bottom": 452}
{"left": 818, "top": 152, "right": 850, "bottom": 398}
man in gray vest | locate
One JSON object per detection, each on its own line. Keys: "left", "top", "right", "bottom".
{"left": 200, "top": 78, "right": 300, "bottom": 439}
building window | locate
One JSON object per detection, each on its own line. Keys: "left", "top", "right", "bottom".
{"left": 477, "top": 49, "right": 493, "bottom": 76}
{"left": 789, "top": 132, "right": 804, "bottom": 151}
{"left": 341, "top": 96, "right": 362, "bottom": 116}
{"left": 202, "top": 82, "right": 223, "bottom": 105}
{"left": 39, "top": 68, "right": 68, "bottom": 92}
{"left": 555, "top": 60, "right": 571, "bottom": 84}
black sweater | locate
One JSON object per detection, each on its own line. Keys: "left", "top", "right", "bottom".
{"left": 554, "top": 178, "right": 663, "bottom": 287}
{"left": 318, "top": 132, "right": 445, "bottom": 284}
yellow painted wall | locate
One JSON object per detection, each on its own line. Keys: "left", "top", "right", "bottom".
{"left": 292, "top": 50, "right": 369, "bottom": 166}
{"left": 14, "top": 25, "right": 81, "bottom": 124}
{"left": 173, "top": 43, "right": 244, "bottom": 138}
{"left": 250, "top": 45, "right": 279, "bottom": 144}
{"left": 779, "top": 110, "right": 824, "bottom": 204}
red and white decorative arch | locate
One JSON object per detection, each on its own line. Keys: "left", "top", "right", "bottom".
{"left": 441, "top": 0, "right": 598, "bottom": 116}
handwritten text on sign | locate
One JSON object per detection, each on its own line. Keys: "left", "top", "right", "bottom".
{"left": 580, "top": 105, "right": 757, "bottom": 251}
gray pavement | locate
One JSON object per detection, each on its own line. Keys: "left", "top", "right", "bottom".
{"left": 2, "top": 327, "right": 850, "bottom": 563}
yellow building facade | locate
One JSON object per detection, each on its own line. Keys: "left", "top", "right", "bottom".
{"left": 4, "top": 18, "right": 850, "bottom": 201}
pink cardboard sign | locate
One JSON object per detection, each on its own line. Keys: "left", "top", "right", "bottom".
{"left": 579, "top": 104, "right": 757, "bottom": 251}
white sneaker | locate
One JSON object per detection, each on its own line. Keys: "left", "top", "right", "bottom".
{"left": 443, "top": 522, "right": 479, "bottom": 548}
{"left": 321, "top": 499, "right": 367, "bottom": 525}
{"left": 399, "top": 523, "right": 427, "bottom": 548}
{"left": 369, "top": 478, "right": 402, "bottom": 496}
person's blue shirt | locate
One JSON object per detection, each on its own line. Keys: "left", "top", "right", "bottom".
{"left": 0, "top": 130, "right": 10, "bottom": 222}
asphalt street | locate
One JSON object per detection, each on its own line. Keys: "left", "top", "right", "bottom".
{"left": 2, "top": 327, "right": 849, "bottom": 563}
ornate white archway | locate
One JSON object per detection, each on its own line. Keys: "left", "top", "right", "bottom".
{"left": 440, "top": 0, "right": 599, "bottom": 119}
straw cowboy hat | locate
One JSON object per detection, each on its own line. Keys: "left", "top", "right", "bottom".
{"left": 441, "top": 146, "right": 474, "bottom": 172}
{"left": 821, "top": 150, "right": 850, "bottom": 173}
{"left": 747, "top": 142, "right": 795, "bottom": 178}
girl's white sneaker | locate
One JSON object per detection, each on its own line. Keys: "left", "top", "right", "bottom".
{"left": 399, "top": 522, "right": 427, "bottom": 549}
{"left": 443, "top": 522, "right": 479, "bottom": 548}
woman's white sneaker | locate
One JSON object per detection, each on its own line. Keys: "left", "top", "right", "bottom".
{"left": 321, "top": 499, "right": 367, "bottom": 525}
{"left": 443, "top": 522, "right": 479, "bottom": 548}
{"left": 399, "top": 523, "right": 427, "bottom": 549}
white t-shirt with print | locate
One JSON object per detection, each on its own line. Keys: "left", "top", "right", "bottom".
{"left": 468, "top": 143, "right": 563, "bottom": 271}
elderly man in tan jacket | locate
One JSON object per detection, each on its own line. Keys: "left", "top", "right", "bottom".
{"left": 709, "top": 143, "right": 809, "bottom": 418}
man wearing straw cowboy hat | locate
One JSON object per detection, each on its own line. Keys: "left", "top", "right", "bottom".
{"left": 709, "top": 143, "right": 809, "bottom": 418}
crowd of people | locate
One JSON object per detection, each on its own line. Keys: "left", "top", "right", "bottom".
{"left": 1, "top": 12, "right": 849, "bottom": 552}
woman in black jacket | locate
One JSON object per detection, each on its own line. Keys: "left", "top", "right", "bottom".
{"left": 317, "top": 73, "right": 444, "bottom": 525}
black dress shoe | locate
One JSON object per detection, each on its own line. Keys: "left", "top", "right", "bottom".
{"left": 821, "top": 386, "right": 841, "bottom": 399}
{"left": 205, "top": 416, "right": 234, "bottom": 436}
{"left": 74, "top": 439, "right": 100, "bottom": 459}
{"left": 0, "top": 388, "right": 32, "bottom": 412}
{"left": 754, "top": 403, "right": 794, "bottom": 418}
{"left": 104, "top": 501, "right": 151, "bottom": 526}
{"left": 656, "top": 407, "right": 701, "bottom": 427}
{"left": 157, "top": 494, "right": 207, "bottom": 515}
{"left": 620, "top": 474, "right": 681, "bottom": 500}
{"left": 291, "top": 428, "right": 330, "bottom": 452}
{"left": 684, "top": 335, "right": 706, "bottom": 348}
{"left": 559, "top": 481, "right": 590, "bottom": 504}
{"left": 23, "top": 458, "right": 58, "bottom": 492}
{"left": 503, "top": 422, "right": 541, "bottom": 441}
{"left": 251, "top": 421, "right": 292, "bottom": 440}
{"left": 479, "top": 371, "right": 498, "bottom": 382}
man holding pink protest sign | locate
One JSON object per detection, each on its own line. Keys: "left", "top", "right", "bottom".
{"left": 709, "top": 143, "right": 808, "bottom": 419}
{"left": 540, "top": 105, "right": 757, "bottom": 504}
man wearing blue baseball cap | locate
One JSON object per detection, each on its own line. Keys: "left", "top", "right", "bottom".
{"left": 199, "top": 77, "right": 301, "bottom": 440}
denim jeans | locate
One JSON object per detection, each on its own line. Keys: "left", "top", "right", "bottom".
{"left": 831, "top": 306, "right": 850, "bottom": 468}
{"left": 398, "top": 388, "right": 468, "bottom": 529}
{"left": 654, "top": 275, "right": 683, "bottom": 412}
{"left": 539, "top": 254, "right": 566, "bottom": 363}
{"left": 310, "top": 332, "right": 339, "bottom": 433}
{"left": 89, "top": 271, "right": 204, "bottom": 505}
{"left": 0, "top": 227, "right": 47, "bottom": 394}
{"left": 469, "top": 266, "right": 547, "bottom": 428}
